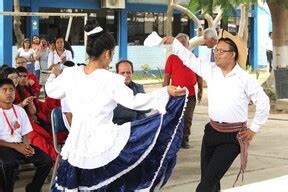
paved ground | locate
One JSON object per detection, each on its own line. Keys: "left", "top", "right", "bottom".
{"left": 13, "top": 83, "right": 288, "bottom": 192}
{"left": 162, "top": 105, "right": 288, "bottom": 192}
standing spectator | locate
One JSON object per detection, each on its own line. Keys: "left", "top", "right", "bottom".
{"left": 203, "top": 28, "right": 218, "bottom": 63}
{"left": 0, "top": 78, "right": 52, "bottom": 192}
{"left": 31, "top": 35, "right": 40, "bottom": 49}
{"left": 266, "top": 32, "right": 273, "bottom": 72}
{"left": 15, "top": 38, "right": 35, "bottom": 74}
{"left": 163, "top": 33, "right": 203, "bottom": 149}
{"left": 112, "top": 60, "right": 148, "bottom": 125}
{"left": 32, "top": 35, "right": 41, "bottom": 80}
{"left": 47, "top": 36, "right": 73, "bottom": 70}
{"left": 34, "top": 38, "right": 50, "bottom": 87}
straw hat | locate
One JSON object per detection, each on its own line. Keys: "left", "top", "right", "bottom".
{"left": 218, "top": 29, "right": 248, "bottom": 69}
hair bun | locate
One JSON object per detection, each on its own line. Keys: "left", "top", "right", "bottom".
{"left": 84, "top": 19, "right": 99, "bottom": 33}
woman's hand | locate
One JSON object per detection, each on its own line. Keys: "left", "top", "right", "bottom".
{"left": 167, "top": 85, "right": 186, "bottom": 96}
{"left": 51, "top": 65, "right": 62, "bottom": 77}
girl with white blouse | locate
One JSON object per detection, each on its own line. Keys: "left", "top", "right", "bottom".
{"left": 16, "top": 38, "right": 35, "bottom": 73}
{"left": 46, "top": 20, "right": 186, "bottom": 191}
{"left": 47, "top": 36, "right": 73, "bottom": 70}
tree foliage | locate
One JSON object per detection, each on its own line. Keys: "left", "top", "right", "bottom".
{"left": 188, "top": 0, "right": 257, "bottom": 23}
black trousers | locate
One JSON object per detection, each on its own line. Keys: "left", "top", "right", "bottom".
{"left": 266, "top": 50, "right": 273, "bottom": 72}
{"left": 196, "top": 123, "right": 240, "bottom": 192}
{"left": 0, "top": 145, "right": 53, "bottom": 192}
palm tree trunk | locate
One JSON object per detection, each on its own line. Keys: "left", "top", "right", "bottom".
{"left": 267, "top": 2, "right": 288, "bottom": 68}
{"left": 166, "top": 0, "right": 173, "bottom": 36}
{"left": 238, "top": 3, "right": 249, "bottom": 42}
{"left": 13, "top": 0, "right": 24, "bottom": 48}
{"left": 262, "top": 1, "right": 288, "bottom": 99}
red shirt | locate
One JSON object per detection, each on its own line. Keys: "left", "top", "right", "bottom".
{"left": 165, "top": 54, "right": 198, "bottom": 96}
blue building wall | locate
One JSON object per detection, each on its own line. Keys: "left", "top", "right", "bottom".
{"left": 251, "top": 4, "right": 272, "bottom": 70}
{"left": 2, "top": 1, "right": 273, "bottom": 71}
{"left": 0, "top": 1, "right": 13, "bottom": 65}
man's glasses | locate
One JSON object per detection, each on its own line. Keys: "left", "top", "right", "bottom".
{"left": 213, "top": 48, "right": 233, "bottom": 55}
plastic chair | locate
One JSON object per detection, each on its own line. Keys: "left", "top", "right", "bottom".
{"left": 50, "top": 107, "right": 68, "bottom": 188}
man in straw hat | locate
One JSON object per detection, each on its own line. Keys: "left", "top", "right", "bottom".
{"left": 161, "top": 30, "right": 270, "bottom": 191}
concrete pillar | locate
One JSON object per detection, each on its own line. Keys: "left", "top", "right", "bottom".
{"left": 189, "top": 20, "right": 199, "bottom": 56}
{"left": 118, "top": 8, "right": 128, "bottom": 59}
{"left": 28, "top": 0, "right": 40, "bottom": 37}
{"left": 0, "top": 1, "right": 13, "bottom": 66}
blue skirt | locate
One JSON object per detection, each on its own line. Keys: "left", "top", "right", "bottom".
{"left": 52, "top": 96, "right": 186, "bottom": 191}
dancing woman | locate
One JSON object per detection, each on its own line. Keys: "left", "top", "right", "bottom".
{"left": 46, "top": 20, "right": 187, "bottom": 191}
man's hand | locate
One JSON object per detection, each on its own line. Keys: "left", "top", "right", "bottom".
{"left": 21, "top": 96, "right": 35, "bottom": 107}
{"left": 28, "top": 79, "right": 35, "bottom": 86}
{"left": 238, "top": 129, "right": 256, "bottom": 143}
{"left": 24, "top": 143, "right": 35, "bottom": 157}
{"left": 14, "top": 143, "right": 34, "bottom": 157}
{"left": 167, "top": 85, "right": 186, "bottom": 96}
{"left": 162, "top": 36, "right": 175, "bottom": 45}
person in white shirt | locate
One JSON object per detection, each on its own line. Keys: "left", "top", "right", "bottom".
{"left": 47, "top": 36, "right": 73, "bottom": 70}
{"left": 266, "top": 32, "right": 273, "bottom": 72}
{"left": 0, "top": 78, "right": 52, "bottom": 192}
{"left": 162, "top": 30, "right": 270, "bottom": 192}
{"left": 203, "top": 28, "right": 218, "bottom": 63}
{"left": 16, "top": 38, "right": 35, "bottom": 74}
{"left": 46, "top": 19, "right": 186, "bottom": 191}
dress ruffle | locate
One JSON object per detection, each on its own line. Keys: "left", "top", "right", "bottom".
{"left": 52, "top": 96, "right": 187, "bottom": 191}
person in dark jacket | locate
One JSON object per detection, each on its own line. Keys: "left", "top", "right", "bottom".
{"left": 113, "top": 60, "right": 148, "bottom": 125}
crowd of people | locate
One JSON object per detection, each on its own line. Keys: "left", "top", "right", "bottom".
{"left": 0, "top": 35, "right": 75, "bottom": 192}
{"left": 0, "top": 19, "right": 270, "bottom": 192}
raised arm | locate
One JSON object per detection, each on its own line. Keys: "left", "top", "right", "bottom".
{"left": 45, "top": 65, "right": 66, "bottom": 99}
{"left": 163, "top": 36, "right": 212, "bottom": 81}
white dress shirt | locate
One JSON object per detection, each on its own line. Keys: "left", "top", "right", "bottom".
{"left": 172, "top": 39, "right": 270, "bottom": 132}
{"left": 266, "top": 37, "right": 273, "bottom": 51}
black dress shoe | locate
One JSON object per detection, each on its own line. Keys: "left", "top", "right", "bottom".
{"left": 181, "top": 141, "right": 191, "bottom": 149}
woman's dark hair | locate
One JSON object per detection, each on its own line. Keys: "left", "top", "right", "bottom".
{"left": 1, "top": 67, "right": 19, "bottom": 78}
{"left": 218, "top": 37, "right": 238, "bottom": 61}
{"left": 63, "top": 61, "right": 75, "bottom": 67}
{"left": 22, "top": 38, "right": 31, "bottom": 48}
{"left": 84, "top": 19, "right": 116, "bottom": 59}
{"left": 64, "top": 41, "right": 74, "bottom": 58}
